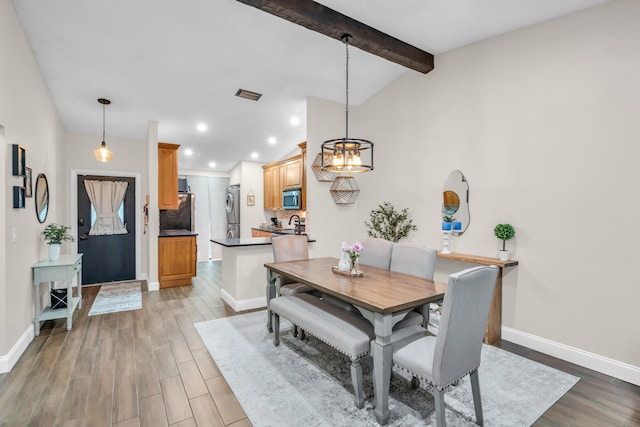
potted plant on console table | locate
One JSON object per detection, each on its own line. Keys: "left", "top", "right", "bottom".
{"left": 494, "top": 223, "right": 515, "bottom": 261}
{"left": 42, "top": 224, "right": 74, "bottom": 261}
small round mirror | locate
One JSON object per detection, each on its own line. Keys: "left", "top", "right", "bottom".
{"left": 35, "top": 173, "right": 49, "bottom": 223}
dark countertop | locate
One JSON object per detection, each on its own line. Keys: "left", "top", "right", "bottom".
{"left": 211, "top": 235, "right": 315, "bottom": 247}
{"left": 252, "top": 226, "right": 305, "bottom": 236}
{"left": 159, "top": 229, "right": 198, "bottom": 237}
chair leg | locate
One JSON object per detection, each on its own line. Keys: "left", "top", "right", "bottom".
{"left": 411, "top": 376, "right": 420, "bottom": 389}
{"left": 350, "top": 357, "right": 364, "bottom": 409}
{"left": 299, "top": 328, "right": 306, "bottom": 340}
{"left": 273, "top": 314, "right": 280, "bottom": 346}
{"left": 292, "top": 325, "right": 298, "bottom": 338}
{"left": 470, "top": 370, "right": 483, "bottom": 426}
{"left": 433, "top": 388, "right": 446, "bottom": 427}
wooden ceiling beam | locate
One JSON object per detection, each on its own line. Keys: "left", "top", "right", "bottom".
{"left": 236, "top": 0, "right": 434, "bottom": 74}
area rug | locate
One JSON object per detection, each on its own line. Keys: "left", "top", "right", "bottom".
{"left": 195, "top": 311, "right": 579, "bottom": 427}
{"left": 88, "top": 281, "right": 142, "bottom": 316}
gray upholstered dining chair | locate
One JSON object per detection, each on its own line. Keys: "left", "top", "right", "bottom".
{"left": 389, "top": 265, "right": 499, "bottom": 427}
{"left": 389, "top": 243, "right": 438, "bottom": 330}
{"left": 270, "top": 234, "right": 319, "bottom": 337}
{"left": 358, "top": 237, "right": 394, "bottom": 269}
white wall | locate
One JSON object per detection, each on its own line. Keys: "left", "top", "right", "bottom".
{"left": 0, "top": 0, "right": 65, "bottom": 362}
{"left": 230, "top": 161, "right": 265, "bottom": 239}
{"left": 307, "top": 0, "right": 640, "bottom": 380}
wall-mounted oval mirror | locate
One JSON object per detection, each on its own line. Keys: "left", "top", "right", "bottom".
{"left": 35, "top": 173, "right": 49, "bottom": 223}
{"left": 442, "top": 170, "right": 470, "bottom": 234}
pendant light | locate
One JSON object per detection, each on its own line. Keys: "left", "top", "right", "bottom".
{"left": 93, "top": 98, "right": 114, "bottom": 162}
{"left": 321, "top": 34, "right": 373, "bottom": 173}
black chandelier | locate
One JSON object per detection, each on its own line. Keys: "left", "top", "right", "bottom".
{"left": 321, "top": 34, "right": 373, "bottom": 173}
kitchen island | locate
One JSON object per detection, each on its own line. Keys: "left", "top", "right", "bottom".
{"left": 211, "top": 236, "right": 315, "bottom": 312}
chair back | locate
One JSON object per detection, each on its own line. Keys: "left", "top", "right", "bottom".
{"left": 271, "top": 235, "right": 309, "bottom": 262}
{"left": 358, "top": 238, "right": 394, "bottom": 270}
{"left": 390, "top": 243, "right": 437, "bottom": 280}
{"left": 432, "top": 266, "right": 499, "bottom": 387}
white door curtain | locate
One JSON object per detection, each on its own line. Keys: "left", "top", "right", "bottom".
{"left": 84, "top": 180, "right": 128, "bottom": 235}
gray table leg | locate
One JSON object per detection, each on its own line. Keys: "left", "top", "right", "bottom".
{"left": 33, "top": 278, "right": 41, "bottom": 336}
{"left": 266, "top": 270, "right": 278, "bottom": 332}
{"left": 372, "top": 312, "right": 394, "bottom": 425}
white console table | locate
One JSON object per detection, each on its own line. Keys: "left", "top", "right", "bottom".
{"left": 32, "top": 254, "right": 83, "bottom": 335}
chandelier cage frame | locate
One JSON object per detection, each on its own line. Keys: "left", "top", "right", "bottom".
{"left": 321, "top": 34, "right": 374, "bottom": 174}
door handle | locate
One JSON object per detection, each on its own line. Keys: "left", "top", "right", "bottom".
{"left": 79, "top": 233, "right": 89, "bottom": 240}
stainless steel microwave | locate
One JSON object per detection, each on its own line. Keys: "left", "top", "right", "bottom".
{"left": 282, "top": 188, "right": 301, "bottom": 210}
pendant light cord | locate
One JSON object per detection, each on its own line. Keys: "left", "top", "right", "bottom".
{"left": 102, "top": 102, "right": 106, "bottom": 143}
{"left": 345, "top": 36, "right": 350, "bottom": 140}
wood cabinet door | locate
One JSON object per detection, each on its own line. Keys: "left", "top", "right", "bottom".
{"left": 158, "top": 143, "right": 180, "bottom": 210}
{"left": 284, "top": 159, "right": 301, "bottom": 188}
{"left": 158, "top": 236, "right": 196, "bottom": 286}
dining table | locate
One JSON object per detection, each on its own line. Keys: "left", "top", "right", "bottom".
{"left": 265, "top": 256, "right": 447, "bottom": 425}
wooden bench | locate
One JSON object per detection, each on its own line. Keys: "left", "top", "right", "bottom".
{"left": 270, "top": 293, "right": 375, "bottom": 408}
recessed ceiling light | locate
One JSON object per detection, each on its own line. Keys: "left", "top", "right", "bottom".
{"left": 235, "top": 89, "right": 262, "bottom": 101}
{"left": 268, "top": 137, "right": 277, "bottom": 144}
{"left": 184, "top": 149, "right": 193, "bottom": 156}
{"left": 197, "top": 123, "right": 207, "bottom": 132}
{"left": 251, "top": 152, "right": 259, "bottom": 159}
{"left": 290, "top": 116, "right": 300, "bottom": 126}
{"left": 209, "top": 162, "right": 216, "bottom": 168}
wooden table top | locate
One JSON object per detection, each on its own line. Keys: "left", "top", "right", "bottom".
{"left": 265, "top": 257, "right": 447, "bottom": 315}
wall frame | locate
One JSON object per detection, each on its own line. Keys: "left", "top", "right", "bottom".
{"left": 25, "top": 167, "right": 33, "bottom": 197}
{"left": 13, "top": 186, "right": 25, "bottom": 208}
{"left": 12, "top": 144, "right": 26, "bottom": 176}
{"left": 247, "top": 193, "right": 255, "bottom": 206}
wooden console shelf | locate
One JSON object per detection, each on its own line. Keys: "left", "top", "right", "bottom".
{"left": 437, "top": 252, "right": 518, "bottom": 345}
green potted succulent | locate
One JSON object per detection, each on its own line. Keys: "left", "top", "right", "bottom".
{"left": 42, "top": 224, "right": 74, "bottom": 261}
{"left": 365, "top": 202, "right": 417, "bottom": 242}
{"left": 494, "top": 223, "right": 515, "bottom": 261}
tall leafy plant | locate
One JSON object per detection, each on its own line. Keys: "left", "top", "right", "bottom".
{"left": 365, "top": 202, "right": 417, "bottom": 242}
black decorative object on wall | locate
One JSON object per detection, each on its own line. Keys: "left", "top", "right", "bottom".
{"left": 13, "top": 186, "right": 25, "bottom": 208}
{"left": 12, "top": 144, "right": 26, "bottom": 176}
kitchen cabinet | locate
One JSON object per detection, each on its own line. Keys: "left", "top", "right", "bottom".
{"left": 158, "top": 142, "right": 180, "bottom": 210}
{"left": 158, "top": 235, "right": 196, "bottom": 287}
{"left": 263, "top": 149, "right": 305, "bottom": 210}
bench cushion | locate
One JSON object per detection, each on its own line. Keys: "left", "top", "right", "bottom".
{"left": 270, "top": 293, "right": 375, "bottom": 358}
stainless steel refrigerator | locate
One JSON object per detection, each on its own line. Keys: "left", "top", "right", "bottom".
{"left": 225, "top": 185, "right": 240, "bottom": 238}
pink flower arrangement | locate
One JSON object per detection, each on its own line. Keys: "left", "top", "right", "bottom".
{"left": 343, "top": 242, "right": 362, "bottom": 265}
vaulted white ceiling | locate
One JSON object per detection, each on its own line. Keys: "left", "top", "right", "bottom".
{"left": 12, "top": 0, "right": 609, "bottom": 172}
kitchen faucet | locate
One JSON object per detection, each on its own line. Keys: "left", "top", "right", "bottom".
{"left": 288, "top": 214, "right": 300, "bottom": 225}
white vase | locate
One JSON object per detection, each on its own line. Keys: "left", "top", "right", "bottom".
{"left": 338, "top": 242, "right": 351, "bottom": 271}
{"left": 48, "top": 244, "right": 61, "bottom": 261}
{"left": 498, "top": 250, "right": 509, "bottom": 261}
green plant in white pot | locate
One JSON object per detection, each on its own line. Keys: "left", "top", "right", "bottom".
{"left": 494, "top": 223, "right": 515, "bottom": 261}
{"left": 42, "top": 224, "right": 74, "bottom": 261}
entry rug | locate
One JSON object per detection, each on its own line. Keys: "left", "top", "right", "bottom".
{"left": 195, "top": 311, "right": 579, "bottom": 427}
{"left": 88, "top": 281, "right": 142, "bottom": 316}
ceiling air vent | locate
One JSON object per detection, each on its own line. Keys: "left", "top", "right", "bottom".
{"left": 235, "top": 89, "right": 262, "bottom": 101}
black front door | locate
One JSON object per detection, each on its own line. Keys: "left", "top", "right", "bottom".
{"left": 77, "top": 175, "right": 136, "bottom": 285}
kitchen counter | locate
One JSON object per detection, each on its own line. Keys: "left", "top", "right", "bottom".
{"left": 210, "top": 235, "right": 316, "bottom": 312}
{"left": 159, "top": 229, "right": 198, "bottom": 237}
{"left": 252, "top": 226, "right": 306, "bottom": 236}
{"left": 211, "top": 235, "right": 315, "bottom": 248}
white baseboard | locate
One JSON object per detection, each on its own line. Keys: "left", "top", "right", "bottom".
{"left": 0, "top": 325, "right": 34, "bottom": 373}
{"left": 220, "top": 289, "right": 266, "bottom": 313}
{"left": 502, "top": 326, "right": 640, "bottom": 386}
{"left": 148, "top": 281, "right": 159, "bottom": 292}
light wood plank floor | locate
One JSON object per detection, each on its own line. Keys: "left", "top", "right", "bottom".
{"left": 0, "top": 260, "right": 638, "bottom": 426}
